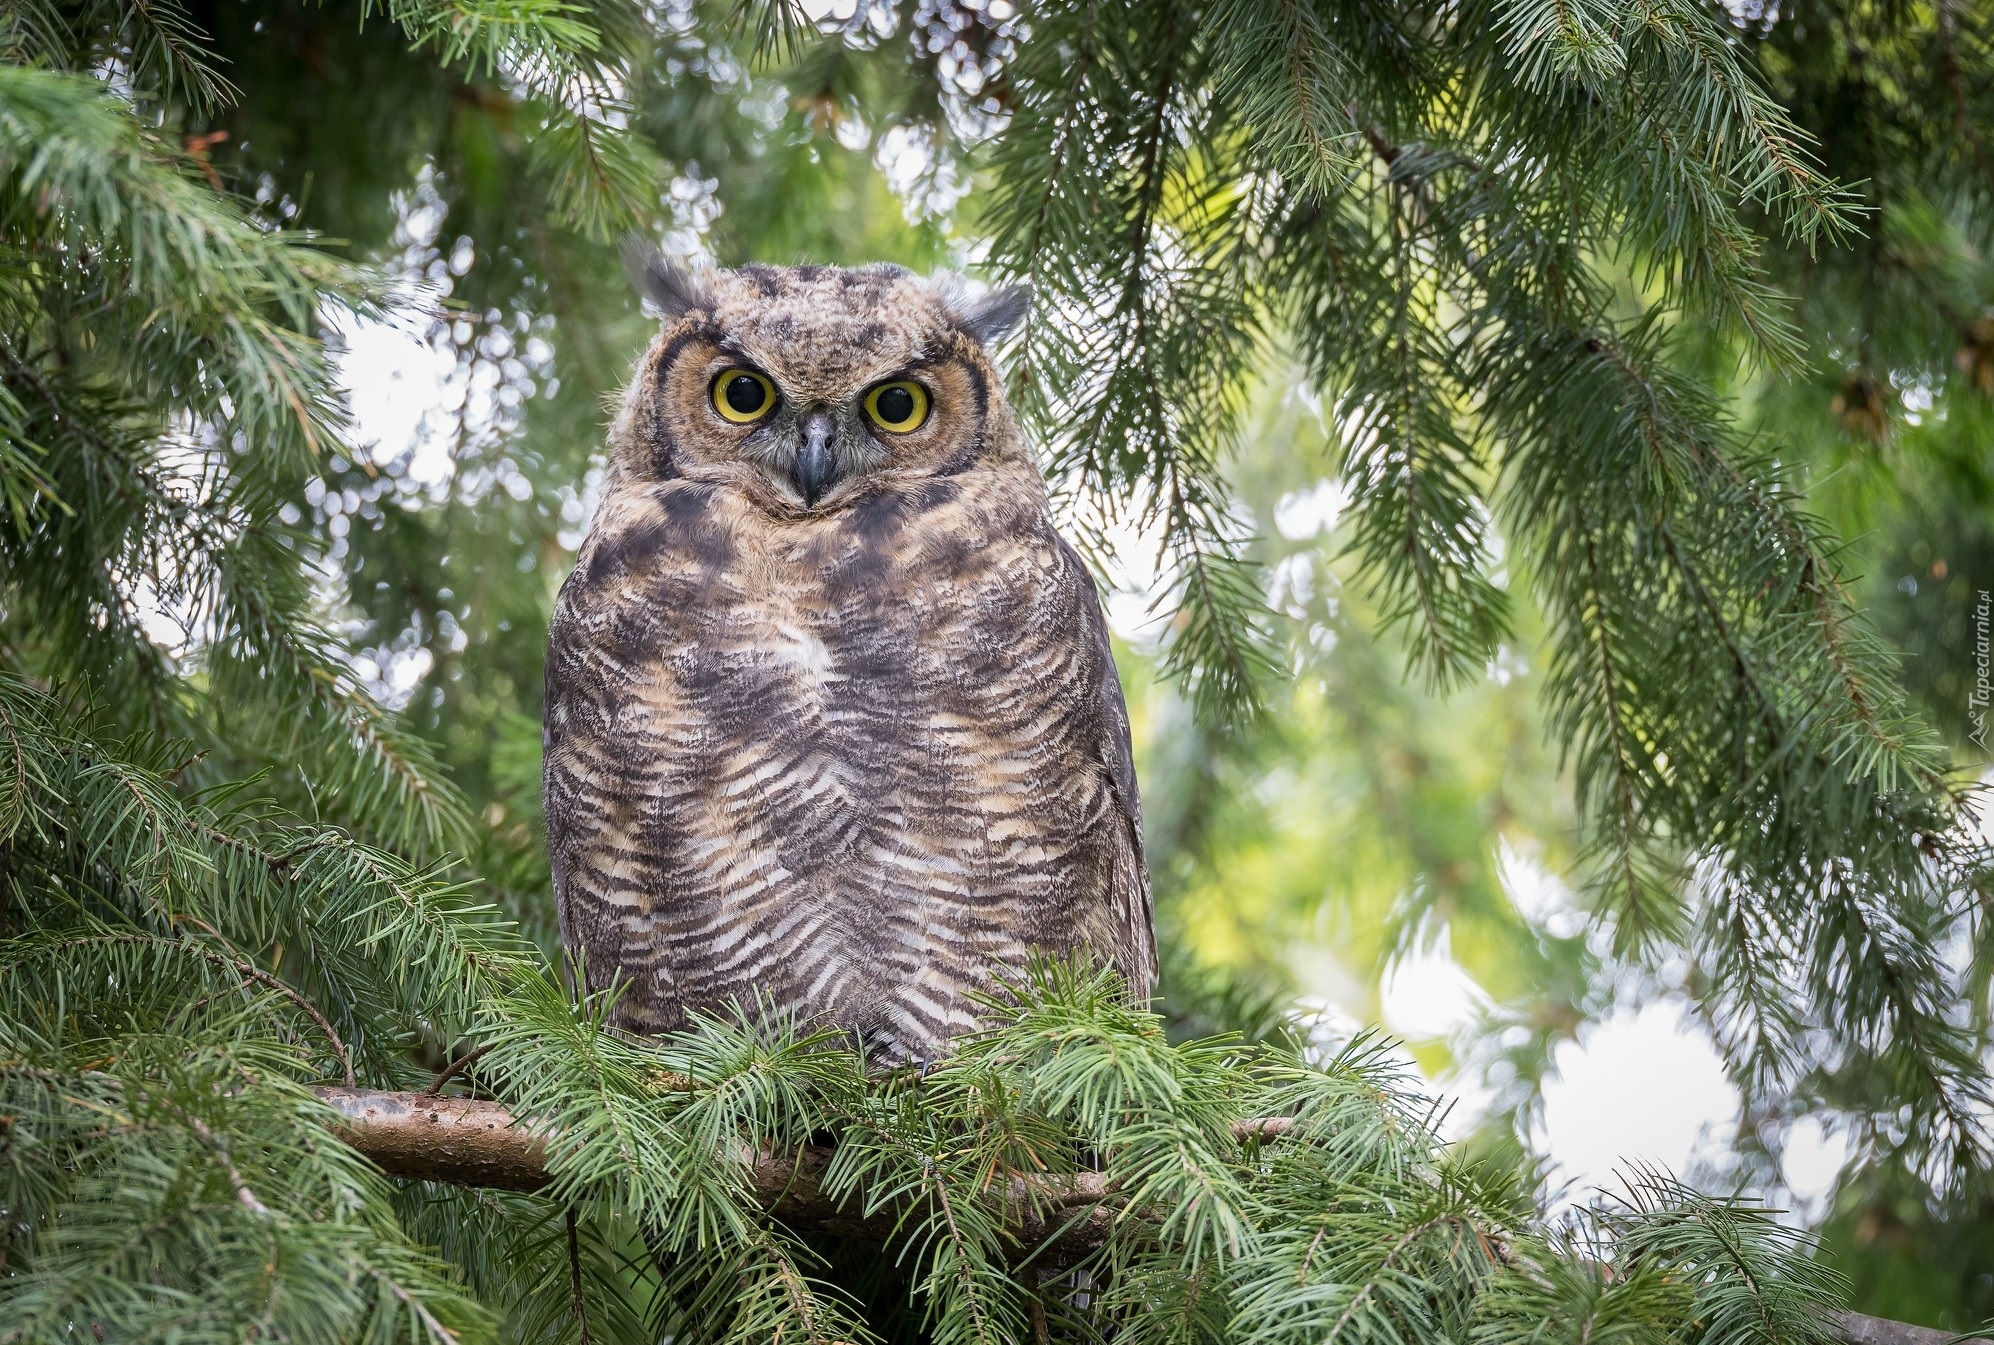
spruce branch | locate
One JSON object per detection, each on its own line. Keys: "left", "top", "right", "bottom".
{"left": 0, "top": 665, "right": 1895, "bottom": 1342}
{"left": 314, "top": 1088, "right": 1297, "bottom": 1260}
{"left": 304, "top": 1086, "right": 1942, "bottom": 1345}
{"left": 65, "top": 929, "right": 359, "bottom": 1088}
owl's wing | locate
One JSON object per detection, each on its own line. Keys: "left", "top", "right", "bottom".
{"left": 541, "top": 587, "right": 586, "bottom": 955}
{"left": 1063, "top": 539, "right": 1158, "bottom": 997}
{"left": 541, "top": 566, "right": 622, "bottom": 982}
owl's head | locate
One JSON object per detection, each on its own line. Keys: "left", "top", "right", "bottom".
{"left": 611, "top": 244, "right": 1031, "bottom": 512}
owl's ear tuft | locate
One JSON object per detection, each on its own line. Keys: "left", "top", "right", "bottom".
{"left": 951, "top": 282, "right": 1032, "bottom": 348}
{"left": 621, "top": 236, "right": 711, "bottom": 321}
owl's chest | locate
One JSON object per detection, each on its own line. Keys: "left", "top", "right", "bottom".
{"left": 581, "top": 481, "right": 1085, "bottom": 742}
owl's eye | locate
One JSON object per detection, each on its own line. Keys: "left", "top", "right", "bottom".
{"left": 711, "top": 370, "right": 775, "bottom": 424}
{"left": 863, "top": 380, "right": 929, "bottom": 434}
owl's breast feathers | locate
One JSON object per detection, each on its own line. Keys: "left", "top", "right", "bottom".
{"left": 544, "top": 461, "right": 1154, "bottom": 1058}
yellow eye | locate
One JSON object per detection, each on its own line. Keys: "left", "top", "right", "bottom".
{"left": 711, "top": 369, "right": 775, "bottom": 424}
{"left": 863, "top": 380, "right": 929, "bottom": 433}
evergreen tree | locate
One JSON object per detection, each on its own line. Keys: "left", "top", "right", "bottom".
{"left": 0, "top": 0, "right": 1987, "bottom": 1337}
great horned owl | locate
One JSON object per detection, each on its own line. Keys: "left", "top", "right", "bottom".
{"left": 543, "top": 251, "right": 1155, "bottom": 1061}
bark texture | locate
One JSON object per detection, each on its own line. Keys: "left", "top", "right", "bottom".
{"left": 1833, "top": 1312, "right": 1958, "bottom": 1345}
{"left": 318, "top": 1088, "right": 551, "bottom": 1191}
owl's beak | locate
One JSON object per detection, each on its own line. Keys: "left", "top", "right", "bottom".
{"left": 793, "top": 410, "right": 837, "bottom": 506}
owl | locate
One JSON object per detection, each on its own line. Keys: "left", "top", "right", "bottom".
{"left": 542, "top": 248, "right": 1154, "bottom": 1062}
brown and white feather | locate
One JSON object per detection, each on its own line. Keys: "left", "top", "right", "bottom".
{"left": 544, "top": 262, "right": 1154, "bottom": 1061}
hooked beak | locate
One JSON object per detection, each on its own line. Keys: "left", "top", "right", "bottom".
{"left": 792, "top": 410, "right": 836, "bottom": 506}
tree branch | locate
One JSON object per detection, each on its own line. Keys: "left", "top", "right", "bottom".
{"left": 315, "top": 1089, "right": 1962, "bottom": 1344}
{"left": 317, "top": 1088, "right": 553, "bottom": 1192}
{"left": 320, "top": 1087, "right": 1121, "bottom": 1262}
{"left": 1834, "top": 1312, "right": 1961, "bottom": 1345}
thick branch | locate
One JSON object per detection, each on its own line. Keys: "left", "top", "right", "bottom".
{"left": 1834, "top": 1313, "right": 1957, "bottom": 1345}
{"left": 319, "top": 1088, "right": 1136, "bottom": 1260}
{"left": 317, "top": 1088, "right": 553, "bottom": 1192}
{"left": 313, "top": 1088, "right": 1959, "bottom": 1340}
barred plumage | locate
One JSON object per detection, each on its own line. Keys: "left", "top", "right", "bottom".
{"left": 544, "top": 256, "right": 1154, "bottom": 1060}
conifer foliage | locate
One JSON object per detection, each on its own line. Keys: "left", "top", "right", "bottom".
{"left": 980, "top": 0, "right": 1991, "bottom": 1181}
{"left": 0, "top": 0, "right": 1985, "bottom": 1338}
{"left": 0, "top": 667, "right": 1853, "bottom": 1340}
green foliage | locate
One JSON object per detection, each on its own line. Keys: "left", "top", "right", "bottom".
{"left": 0, "top": 57, "right": 485, "bottom": 858}
{"left": 969, "top": 0, "right": 1993, "bottom": 1196}
{"left": 0, "top": 670, "right": 1857, "bottom": 1338}
{"left": 0, "top": 674, "right": 523, "bottom": 1340}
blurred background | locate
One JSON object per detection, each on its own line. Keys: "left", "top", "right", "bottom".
{"left": 190, "top": 0, "right": 1992, "bottom": 1322}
